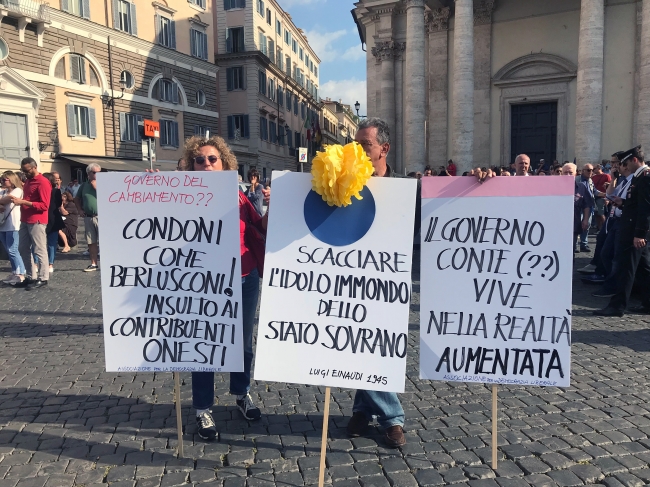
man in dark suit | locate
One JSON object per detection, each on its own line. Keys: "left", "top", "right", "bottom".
{"left": 594, "top": 145, "right": 650, "bottom": 317}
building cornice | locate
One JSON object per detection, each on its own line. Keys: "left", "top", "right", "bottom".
{"left": 48, "top": 9, "right": 218, "bottom": 76}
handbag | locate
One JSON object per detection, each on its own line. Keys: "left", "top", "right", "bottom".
{"left": 0, "top": 202, "right": 16, "bottom": 226}
{"left": 239, "top": 191, "right": 266, "bottom": 278}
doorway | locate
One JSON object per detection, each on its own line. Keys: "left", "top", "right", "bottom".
{"left": 510, "top": 102, "right": 557, "bottom": 170}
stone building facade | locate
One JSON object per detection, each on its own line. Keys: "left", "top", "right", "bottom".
{"left": 214, "top": 0, "right": 321, "bottom": 180}
{"left": 354, "top": 0, "right": 644, "bottom": 175}
{"left": 0, "top": 0, "right": 218, "bottom": 181}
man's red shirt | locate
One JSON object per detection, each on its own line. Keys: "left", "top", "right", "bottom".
{"left": 21, "top": 173, "right": 51, "bottom": 224}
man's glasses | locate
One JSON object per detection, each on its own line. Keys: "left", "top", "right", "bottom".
{"left": 194, "top": 155, "right": 220, "bottom": 165}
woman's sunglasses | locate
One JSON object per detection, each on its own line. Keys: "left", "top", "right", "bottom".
{"left": 194, "top": 155, "right": 220, "bottom": 165}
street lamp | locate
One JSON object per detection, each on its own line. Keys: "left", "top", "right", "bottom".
{"left": 101, "top": 78, "right": 126, "bottom": 108}
{"left": 355, "top": 100, "right": 360, "bottom": 117}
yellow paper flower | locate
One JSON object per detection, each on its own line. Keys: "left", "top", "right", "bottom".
{"left": 311, "top": 142, "right": 373, "bottom": 207}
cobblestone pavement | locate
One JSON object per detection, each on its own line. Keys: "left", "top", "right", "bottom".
{"left": 1, "top": 236, "right": 650, "bottom": 487}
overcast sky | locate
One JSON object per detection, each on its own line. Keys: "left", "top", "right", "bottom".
{"left": 283, "top": 0, "right": 367, "bottom": 112}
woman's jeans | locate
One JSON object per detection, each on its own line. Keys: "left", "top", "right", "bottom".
{"left": 0, "top": 231, "right": 25, "bottom": 275}
{"left": 192, "top": 268, "right": 260, "bottom": 410}
{"left": 47, "top": 231, "right": 58, "bottom": 265}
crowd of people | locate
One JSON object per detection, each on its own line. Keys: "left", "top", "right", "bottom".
{"left": 2, "top": 116, "right": 649, "bottom": 449}
{"left": 0, "top": 159, "right": 97, "bottom": 289}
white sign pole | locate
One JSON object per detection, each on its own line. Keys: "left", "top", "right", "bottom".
{"left": 317, "top": 387, "right": 331, "bottom": 487}
{"left": 492, "top": 384, "right": 497, "bottom": 468}
{"left": 174, "top": 372, "right": 184, "bottom": 458}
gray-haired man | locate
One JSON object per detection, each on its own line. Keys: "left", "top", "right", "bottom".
{"left": 347, "top": 117, "right": 409, "bottom": 447}
{"left": 74, "top": 163, "right": 100, "bottom": 272}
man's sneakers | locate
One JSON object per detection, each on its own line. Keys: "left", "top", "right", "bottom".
{"left": 13, "top": 277, "right": 34, "bottom": 288}
{"left": 25, "top": 279, "right": 48, "bottom": 290}
{"left": 236, "top": 393, "right": 261, "bottom": 421}
{"left": 346, "top": 412, "right": 369, "bottom": 437}
{"left": 84, "top": 264, "right": 99, "bottom": 272}
{"left": 384, "top": 425, "right": 406, "bottom": 448}
{"left": 577, "top": 264, "right": 597, "bottom": 274}
{"left": 196, "top": 410, "right": 217, "bottom": 440}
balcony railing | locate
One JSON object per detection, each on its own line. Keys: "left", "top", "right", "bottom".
{"left": 0, "top": 0, "right": 50, "bottom": 22}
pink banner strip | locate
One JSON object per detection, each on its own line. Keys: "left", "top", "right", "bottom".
{"left": 421, "top": 176, "right": 575, "bottom": 199}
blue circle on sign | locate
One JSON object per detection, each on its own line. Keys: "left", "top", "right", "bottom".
{"left": 304, "top": 187, "right": 376, "bottom": 246}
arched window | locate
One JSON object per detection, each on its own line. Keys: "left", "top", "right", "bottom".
{"left": 53, "top": 54, "right": 99, "bottom": 86}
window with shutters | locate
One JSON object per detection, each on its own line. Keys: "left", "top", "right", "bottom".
{"left": 294, "top": 96, "right": 298, "bottom": 115}
{"left": 196, "top": 90, "right": 206, "bottom": 107}
{"left": 292, "top": 39, "right": 297, "bottom": 53}
{"left": 226, "top": 66, "right": 245, "bottom": 91}
{"left": 69, "top": 54, "right": 86, "bottom": 84}
{"left": 284, "top": 29, "right": 290, "bottom": 46}
{"left": 285, "top": 56, "right": 291, "bottom": 77}
{"left": 258, "top": 32, "right": 267, "bottom": 56}
{"left": 160, "top": 119, "right": 179, "bottom": 147}
{"left": 286, "top": 128, "right": 292, "bottom": 148}
{"left": 269, "top": 121, "right": 277, "bottom": 144}
{"left": 278, "top": 87, "right": 283, "bottom": 107}
{"left": 277, "top": 49, "right": 283, "bottom": 71}
{"left": 301, "top": 102, "right": 305, "bottom": 120}
{"left": 194, "top": 125, "right": 210, "bottom": 137}
{"left": 268, "top": 39, "right": 275, "bottom": 63}
{"left": 226, "top": 27, "right": 245, "bottom": 53}
{"left": 62, "top": 0, "right": 90, "bottom": 18}
{"left": 226, "top": 114, "right": 249, "bottom": 139}
{"left": 295, "top": 132, "right": 300, "bottom": 148}
{"left": 119, "top": 113, "right": 142, "bottom": 142}
{"left": 256, "top": 0, "right": 264, "bottom": 16}
{"left": 299, "top": 47, "right": 303, "bottom": 61}
{"left": 190, "top": 0, "right": 206, "bottom": 8}
{"left": 224, "top": 0, "right": 245, "bottom": 10}
{"left": 156, "top": 78, "right": 179, "bottom": 104}
{"left": 268, "top": 78, "right": 275, "bottom": 101}
{"left": 276, "top": 19, "right": 281, "bottom": 35}
{"left": 115, "top": 0, "right": 137, "bottom": 35}
{"left": 266, "top": 8, "right": 271, "bottom": 25}
{"left": 260, "top": 117, "right": 268, "bottom": 141}
{"left": 286, "top": 91, "right": 291, "bottom": 109}
{"left": 66, "top": 104, "right": 96, "bottom": 139}
{"left": 314, "top": 65, "right": 318, "bottom": 77}
{"left": 157, "top": 15, "right": 176, "bottom": 49}
{"left": 258, "top": 70, "right": 266, "bottom": 96}
{"left": 191, "top": 28, "right": 208, "bottom": 60}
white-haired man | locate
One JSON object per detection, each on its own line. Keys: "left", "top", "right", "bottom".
{"left": 74, "top": 163, "right": 101, "bottom": 272}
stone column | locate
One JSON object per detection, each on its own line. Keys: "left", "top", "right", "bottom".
{"left": 372, "top": 40, "right": 398, "bottom": 169}
{"left": 636, "top": 0, "right": 650, "bottom": 146}
{"left": 404, "top": 0, "right": 426, "bottom": 173}
{"left": 426, "top": 7, "right": 450, "bottom": 169}
{"left": 394, "top": 47, "right": 405, "bottom": 174}
{"left": 452, "top": 0, "right": 474, "bottom": 173}
{"left": 473, "top": 1, "right": 494, "bottom": 167}
{"left": 575, "top": 0, "right": 604, "bottom": 166}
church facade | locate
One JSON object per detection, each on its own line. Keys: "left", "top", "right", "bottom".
{"left": 353, "top": 0, "right": 644, "bottom": 174}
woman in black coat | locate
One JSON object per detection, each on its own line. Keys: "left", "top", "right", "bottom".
{"left": 43, "top": 173, "right": 65, "bottom": 272}
{"left": 58, "top": 190, "right": 78, "bottom": 251}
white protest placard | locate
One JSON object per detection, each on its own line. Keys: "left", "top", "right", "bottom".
{"left": 419, "top": 176, "right": 573, "bottom": 387}
{"left": 97, "top": 171, "right": 243, "bottom": 373}
{"left": 254, "top": 172, "right": 417, "bottom": 392}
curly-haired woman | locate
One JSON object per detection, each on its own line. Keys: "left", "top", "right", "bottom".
{"left": 181, "top": 135, "right": 269, "bottom": 441}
